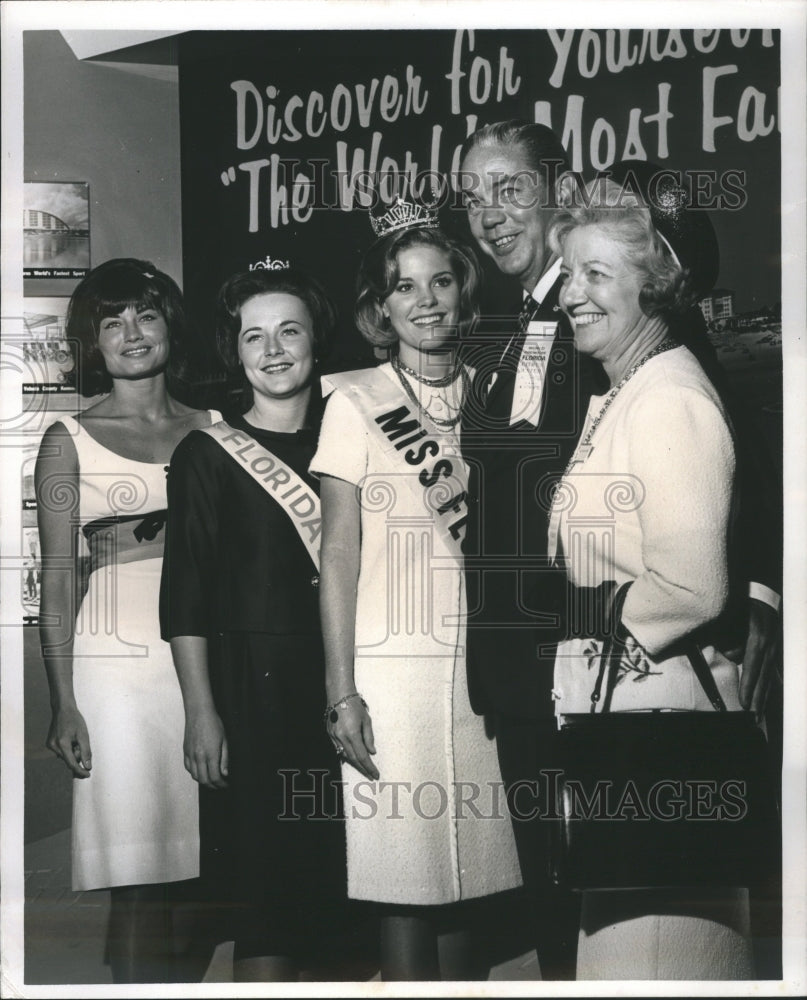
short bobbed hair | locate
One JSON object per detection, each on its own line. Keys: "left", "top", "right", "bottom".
{"left": 355, "top": 227, "right": 481, "bottom": 347}
{"left": 215, "top": 268, "right": 336, "bottom": 374}
{"left": 547, "top": 203, "right": 695, "bottom": 318}
{"left": 66, "top": 258, "right": 187, "bottom": 397}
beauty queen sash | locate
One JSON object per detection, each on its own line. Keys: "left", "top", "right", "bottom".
{"left": 201, "top": 421, "right": 321, "bottom": 570}
{"left": 322, "top": 366, "right": 469, "bottom": 555}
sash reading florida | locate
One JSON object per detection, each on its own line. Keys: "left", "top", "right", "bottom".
{"left": 202, "top": 423, "right": 321, "bottom": 567}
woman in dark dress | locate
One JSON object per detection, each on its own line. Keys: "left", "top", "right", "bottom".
{"left": 159, "top": 269, "right": 345, "bottom": 982}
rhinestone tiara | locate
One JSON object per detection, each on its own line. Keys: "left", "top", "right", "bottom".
{"left": 369, "top": 197, "right": 440, "bottom": 239}
{"left": 248, "top": 255, "right": 290, "bottom": 272}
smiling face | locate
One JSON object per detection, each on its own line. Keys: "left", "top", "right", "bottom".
{"left": 558, "top": 225, "right": 647, "bottom": 365}
{"left": 382, "top": 245, "right": 461, "bottom": 367}
{"left": 96, "top": 305, "right": 170, "bottom": 380}
{"left": 237, "top": 292, "right": 315, "bottom": 401}
{"left": 461, "top": 140, "right": 552, "bottom": 293}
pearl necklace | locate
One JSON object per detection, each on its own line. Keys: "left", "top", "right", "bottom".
{"left": 560, "top": 339, "right": 678, "bottom": 481}
{"left": 394, "top": 356, "right": 462, "bottom": 388}
{"left": 390, "top": 353, "right": 468, "bottom": 429}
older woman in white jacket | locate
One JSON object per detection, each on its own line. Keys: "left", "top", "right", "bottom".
{"left": 546, "top": 186, "right": 755, "bottom": 980}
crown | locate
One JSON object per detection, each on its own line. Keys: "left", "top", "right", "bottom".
{"left": 249, "top": 255, "right": 290, "bottom": 272}
{"left": 369, "top": 197, "right": 440, "bottom": 239}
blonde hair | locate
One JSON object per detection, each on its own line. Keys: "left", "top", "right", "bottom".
{"left": 355, "top": 227, "right": 481, "bottom": 346}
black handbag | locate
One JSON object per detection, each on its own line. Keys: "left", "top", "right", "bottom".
{"left": 549, "top": 589, "right": 779, "bottom": 892}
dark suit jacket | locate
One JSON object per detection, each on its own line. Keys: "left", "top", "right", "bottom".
{"left": 461, "top": 277, "right": 601, "bottom": 720}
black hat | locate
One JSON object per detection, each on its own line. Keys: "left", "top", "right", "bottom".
{"left": 596, "top": 160, "right": 720, "bottom": 297}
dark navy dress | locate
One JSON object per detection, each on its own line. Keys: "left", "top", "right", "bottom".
{"left": 160, "top": 408, "right": 345, "bottom": 964}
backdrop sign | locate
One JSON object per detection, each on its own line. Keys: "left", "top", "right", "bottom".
{"left": 178, "top": 28, "right": 780, "bottom": 360}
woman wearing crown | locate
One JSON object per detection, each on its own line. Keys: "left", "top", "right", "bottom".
{"left": 310, "top": 199, "right": 522, "bottom": 980}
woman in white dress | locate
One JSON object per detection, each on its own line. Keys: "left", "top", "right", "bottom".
{"left": 35, "top": 259, "right": 219, "bottom": 983}
{"left": 545, "top": 191, "right": 757, "bottom": 979}
{"left": 311, "top": 210, "right": 522, "bottom": 981}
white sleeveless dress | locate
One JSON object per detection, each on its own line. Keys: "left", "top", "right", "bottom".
{"left": 311, "top": 367, "right": 522, "bottom": 905}
{"left": 62, "top": 412, "right": 218, "bottom": 891}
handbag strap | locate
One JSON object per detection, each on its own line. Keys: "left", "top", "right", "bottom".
{"left": 683, "top": 641, "right": 728, "bottom": 712}
{"left": 590, "top": 582, "right": 632, "bottom": 713}
{"left": 593, "top": 583, "right": 729, "bottom": 714}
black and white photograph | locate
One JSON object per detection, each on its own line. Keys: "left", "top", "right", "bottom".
{"left": 23, "top": 181, "right": 91, "bottom": 280}
{"left": 1, "top": 1, "right": 805, "bottom": 996}
{"left": 22, "top": 297, "right": 77, "bottom": 393}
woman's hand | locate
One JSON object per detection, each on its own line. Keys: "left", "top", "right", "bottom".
{"left": 327, "top": 697, "right": 379, "bottom": 781}
{"left": 184, "top": 708, "right": 229, "bottom": 789}
{"left": 36, "top": 422, "right": 88, "bottom": 778}
{"left": 319, "top": 475, "right": 377, "bottom": 778}
{"left": 46, "top": 704, "right": 92, "bottom": 778}
{"left": 170, "top": 636, "right": 228, "bottom": 788}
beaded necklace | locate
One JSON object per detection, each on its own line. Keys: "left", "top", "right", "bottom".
{"left": 560, "top": 339, "right": 678, "bottom": 480}
{"left": 394, "top": 355, "right": 461, "bottom": 388}
{"left": 390, "top": 352, "right": 468, "bottom": 429}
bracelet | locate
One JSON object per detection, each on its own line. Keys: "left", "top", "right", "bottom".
{"left": 324, "top": 691, "right": 368, "bottom": 726}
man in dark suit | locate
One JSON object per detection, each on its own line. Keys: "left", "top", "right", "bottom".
{"left": 457, "top": 121, "right": 593, "bottom": 980}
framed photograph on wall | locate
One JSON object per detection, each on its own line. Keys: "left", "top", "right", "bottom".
{"left": 21, "top": 297, "right": 76, "bottom": 394}
{"left": 23, "top": 181, "right": 90, "bottom": 280}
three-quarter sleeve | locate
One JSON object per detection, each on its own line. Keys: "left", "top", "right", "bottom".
{"left": 159, "top": 432, "right": 222, "bottom": 640}
{"left": 621, "top": 385, "right": 736, "bottom": 655}
{"left": 309, "top": 389, "right": 369, "bottom": 487}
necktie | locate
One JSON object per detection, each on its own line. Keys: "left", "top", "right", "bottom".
{"left": 517, "top": 293, "right": 541, "bottom": 333}
{"left": 478, "top": 294, "right": 541, "bottom": 413}
{"left": 498, "top": 294, "right": 540, "bottom": 383}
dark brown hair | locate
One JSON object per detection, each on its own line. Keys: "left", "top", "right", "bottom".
{"left": 215, "top": 268, "right": 336, "bottom": 373}
{"left": 66, "top": 258, "right": 187, "bottom": 397}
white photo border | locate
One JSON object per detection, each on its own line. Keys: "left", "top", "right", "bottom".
{"left": 2, "top": 2, "right": 805, "bottom": 997}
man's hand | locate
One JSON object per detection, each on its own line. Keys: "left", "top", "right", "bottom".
{"left": 739, "top": 598, "right": 781, "bottom": 719}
